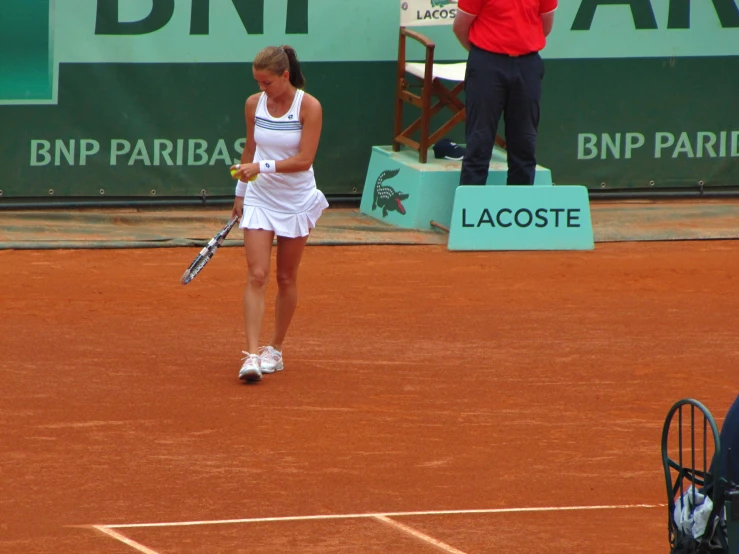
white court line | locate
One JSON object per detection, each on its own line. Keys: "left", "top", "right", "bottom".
{"left": 93, "top": 526, "right": 161, "bottom": 554}
{"left": 374, "top": 515, "right": 468, "bottom": 554}
{"left": 101, "top": 503, "right": 663, "bottom": 529}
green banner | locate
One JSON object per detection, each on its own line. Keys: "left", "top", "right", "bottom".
{"left": 538, "top": 57, "right": 739, "bottom": 189}
{"left": 49, "top": 0, "right": 739, "bottom": 66}
{"left": 0, "top": 0, "right": 738, "bottom": 198}
{"left": 2, "top": 62, "right": 397, "bottom": 198}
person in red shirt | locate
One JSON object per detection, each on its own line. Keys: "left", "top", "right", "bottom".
{"left": 453, "top": 0, "right": 557, "bottom": 186}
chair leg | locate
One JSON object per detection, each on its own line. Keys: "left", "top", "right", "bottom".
{"left": 393, "top": 31, "right": 407, "bottom": 153}
{"left": 417, "top": 92, "right": 431, "bottom": 163}
{"left": 393, "top": 87, "right": 404, "bottom": 153}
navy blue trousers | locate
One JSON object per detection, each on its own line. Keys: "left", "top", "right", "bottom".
{"left": 713, "top": 393, "right": 739, "bottom": 484}
{"left": 460, "top": 45, "right": 544, "bottom": 186}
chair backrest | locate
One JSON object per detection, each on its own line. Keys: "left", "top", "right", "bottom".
{"left": 398, "top": 0, "right": 454, "bottom": 67}
{"left": 661, "top": 398, "right": 728, "bottom": 551}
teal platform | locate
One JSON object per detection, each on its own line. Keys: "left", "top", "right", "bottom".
{"left": 359, "top": 145, "right": 553, "bottom": 231}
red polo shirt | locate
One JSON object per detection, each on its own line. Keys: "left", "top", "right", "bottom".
{"left": 458, "top": 0, "right": 558, "bottom": 56}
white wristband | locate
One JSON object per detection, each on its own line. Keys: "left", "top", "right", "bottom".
{"left": 259, "top": 160, "right": 276, "bottom": 174}
{"left": 235, "top": 180, "right": 247, "bottom": 197}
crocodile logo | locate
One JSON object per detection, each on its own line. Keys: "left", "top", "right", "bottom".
{"left": 372, "top": 169, "right": 409, "bottom": 217}
{"left": 431, "top": 0, "right": 456, "bottom": 7}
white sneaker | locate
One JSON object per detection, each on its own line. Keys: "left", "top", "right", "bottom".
{"left": 259, "top": 346, "right": 284, "bottom": 374}
{"left": 238, "top": 352, "right": 262, "bottom": 382}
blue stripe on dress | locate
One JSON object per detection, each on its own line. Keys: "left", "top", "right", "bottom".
{"left": 255, "top": 117, "right": 302, "bottom": 131}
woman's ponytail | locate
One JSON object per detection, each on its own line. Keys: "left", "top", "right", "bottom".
{"left": 281, "top": 45, "right": 305, "bottom": 89}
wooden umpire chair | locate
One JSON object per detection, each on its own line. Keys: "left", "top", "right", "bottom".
{"left": 393, "top": 27, "right": 506, "bottom": 163}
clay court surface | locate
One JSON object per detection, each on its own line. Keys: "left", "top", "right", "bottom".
{"left": 2, "top": 240, "right": 738, "bottom": 553}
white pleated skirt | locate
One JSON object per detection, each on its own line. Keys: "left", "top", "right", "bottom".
{"left": 240, "top": 190, "right": 329, "bottom": 238}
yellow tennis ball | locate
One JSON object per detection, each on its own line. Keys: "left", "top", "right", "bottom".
{"left": 231, "top": 166, "right": 257, "bottom": 181}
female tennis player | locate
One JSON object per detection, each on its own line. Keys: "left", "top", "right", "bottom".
{"left": 231, "top": 45, "right": 328, "bottom": 383}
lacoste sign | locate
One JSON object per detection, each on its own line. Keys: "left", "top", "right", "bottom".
{"left": 400, "top": 0, "right": 459, "bottom": 26}
{"left": 448, "top": 186, "right": 594, "bottom": 251}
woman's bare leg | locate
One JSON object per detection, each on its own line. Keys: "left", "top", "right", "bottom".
{"left": 270, "top": 234, "right": 309, "bottom": 351}
{"left": 243, "top": 229, "right": 275, "bottom": 353}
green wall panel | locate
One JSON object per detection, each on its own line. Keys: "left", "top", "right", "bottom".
{"left": 539, "top": 57, "right": 739, "bottom": 190}
{"left": 3, "top": 57, "right": 737, "bottom": 198}
{"left": 1, "top": 62, "right": 397, "bottom": 198}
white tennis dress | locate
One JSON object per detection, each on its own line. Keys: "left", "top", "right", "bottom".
{"left": 241, "top": 90, "right": 329, "bottom": 238}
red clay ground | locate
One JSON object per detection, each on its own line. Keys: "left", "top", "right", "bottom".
{"left": 1, "top": 241, "right": 737, "bottom": 553}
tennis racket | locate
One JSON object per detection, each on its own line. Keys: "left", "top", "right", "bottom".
{"left": 180, "top": 214, "right": 240, "bottom": 285}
